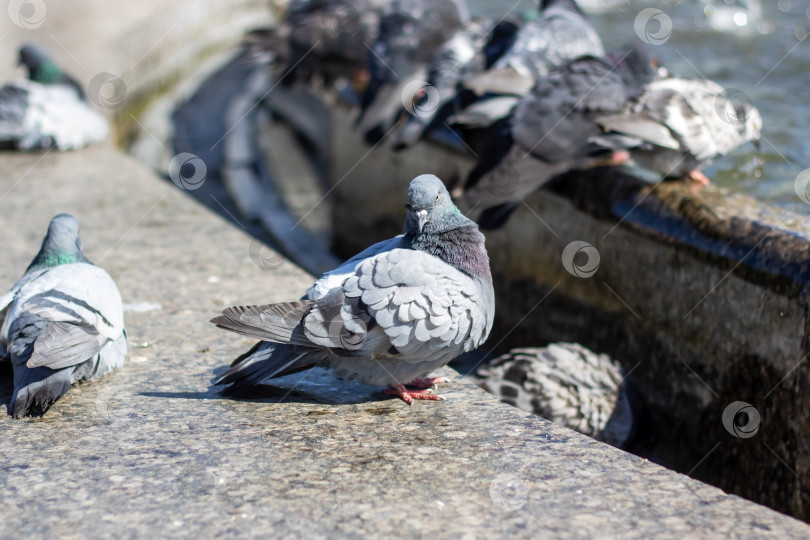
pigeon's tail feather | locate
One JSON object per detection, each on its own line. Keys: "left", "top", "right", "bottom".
{"left": 27, "top": 321, "right": 105, "bottom": 370}
{"left": 477, "top": 202, "right": 519, "bottom": 230}
{"left": 211, "top": 301, "right": 315, "bottom": 345}
{"left": 0, "top": 84, "right": 28, "bottom": 123}
{"left": 214, "top": 341, "right": 321, "bottom": 396}
{"left": 11, "top": 365, "right": 74, "bottom": 417}
{"left": 0, "top": 84, "right": 28, "bottom": 144}
{"left": 6, "top": 311, "right": 73, "bottom": 417}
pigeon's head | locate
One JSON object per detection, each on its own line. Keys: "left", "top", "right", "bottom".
{"left": 405, "top": 174, "right": 460, "bottom": 234}
{"left": 18, "top": 45, "right": 62, "bottom": 84}
{"left": 44, "top": 214, "right": 84, "bottom": 255}
{"left": 47, "top": 213, "right": 81, "bottom": 239}
{"left": 27, "top": 214, "right": 90, "bottom": 271}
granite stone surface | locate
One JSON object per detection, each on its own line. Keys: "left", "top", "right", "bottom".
{"left": 0, "top": 149, "right": 808, "bottom": 538}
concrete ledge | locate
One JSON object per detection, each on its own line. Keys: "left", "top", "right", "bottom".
{"left": 1, "top": 149, "right": 808, "bottom": 537}
{"left": 5, "top": 0, "right": 807, "bottom": 531}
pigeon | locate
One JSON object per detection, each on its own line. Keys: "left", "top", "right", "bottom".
{"left": 390, "top": 23, "right": 482, "bottom": 150}
{"left": 212, "top": 174, "right": 494, "bottom": 404}
{"left": 461, "top": 0, "right": 604, "bottom": 108}
{"left": 355, "top": 0, "right": 470, "bottom": 143}
{"left": 477, "top": 343, "right": 634, "bottom": 448}
{"left": 433, "top": 0, "right": 606, "bottom": 157}
{"left": 0, "top": 215, "right": 127, "bottom": 417}
{"left": 594, "top": 76, "right": 763, "bottom": 184}
{"left": 461, "top": 49, "right": 658, "bottom": 229}
{"left": 404, "top": 17, "right": 525, "bottom": 153}
{"left": 281, "top": 0, "right": 387, "bottom": 87}
{"left": 0, "top": 45, "right": 108, "bottom": 151}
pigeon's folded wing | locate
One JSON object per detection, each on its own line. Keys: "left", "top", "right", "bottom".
{"left": 659, "top": 80, "right": 741, "bottom": 160}
{"left": 463, "top": 67, "right": 535, "bottom": 97}
{"left": 596, "top": 78, "right": 733, "bottom": 161}
{"left": 10, "top": 264, "right": 125, "bottom": 341}
{"left": 595, "top": 112, "right": 681, "bottom": 151}
{"left": 305, "top": 235, "right": 405, "bottom": 300}
{"left": 27, "top": 321, "right": 106, "bottom": 369}
{"left": 342, "top": 248, "right": 491, "bottom": 361}
{"left": 513, "top": 57, "right": 628, "bottom": 162}
{"left": 449, "top": 96, "right": 520, "bottom": 128}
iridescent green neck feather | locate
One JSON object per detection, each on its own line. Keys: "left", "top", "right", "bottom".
{"left": 32, "top": 60, "right": 63, "bottom": 85}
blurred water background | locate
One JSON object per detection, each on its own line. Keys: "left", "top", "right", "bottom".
{"left": 468, "top": 0, "right": 810, "bottom": 212}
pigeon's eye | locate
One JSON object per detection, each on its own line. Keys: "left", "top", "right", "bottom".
{"left": 434, "top": 194, "right": 440, "bottom": 205}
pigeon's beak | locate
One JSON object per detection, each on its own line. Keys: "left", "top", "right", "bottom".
{"left": 416, "top": 209, "right": 428, "bottom": 232}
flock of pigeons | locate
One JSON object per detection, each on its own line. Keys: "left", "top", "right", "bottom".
{"left": 269, "top": 0, "right": 762, "bottom": 227}
{"left": 0, "top": 1, "right": 762, "bottom": 443}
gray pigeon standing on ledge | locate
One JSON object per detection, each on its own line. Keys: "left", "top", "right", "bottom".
{"left": 0, "top": 215, "right": 127, "bottom": 417}
{"left": 213, "top": 174, "right": 494, "bottom": 404}
{"left": 477, "top": 343, "right": 634, "bottom": 448}
{"left": 0, "top": 45, "right": 108, "bottom": 151}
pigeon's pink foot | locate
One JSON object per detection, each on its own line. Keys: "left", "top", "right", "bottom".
{"left": 406, "top": 377, "right": 450, "bottom": 389}
{"left": 607, "top": 150, "right": 631, "bottom": 166}
{"left": 584, "top": 150, "right": 631, "bottom": 169}
{"left": 686, "top": 169, "right": 711, "bottom": 186}
{"left": 384, "top": 384, "right": 446, "bottom": 405}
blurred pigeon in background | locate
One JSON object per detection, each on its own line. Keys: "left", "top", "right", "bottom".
{"left": 462, "top": 0, "right": 604, "bottom": 102}
{"left": 0, "top": 214, "right": 127, "bottom": 417}
{"left": 477, "top": 343, "right": 635, "bottom": 448}
{"left": 356, "top": 0, "right": 470, "bottom": 144}
{"left": 594, "top": 77, "right": 762, "bottom": 184}
{"left": 433, "top": 0, "right": 606, "bottom": 158}
{"left": 213, "top": 174, "right": 494, "bottom": 404}
{"left": 405, "top": 17, "right": 525, "bottom": 152}
{"left": 282, "top": 0, "right": 388, "bottom": 87}
{"left": 0, "top": 45, "right": 108, "bottom": 151}
{"left": 390, "top": 22, "right": 483, "bottom": 149}
{"left": 461, "top": 48, "right": 658, "bottom": 229}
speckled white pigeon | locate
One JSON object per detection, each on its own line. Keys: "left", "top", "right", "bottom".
{"left": 213, "top": 174, "right": 494, "bottom": 404}
{"left": 477, "top": 343, "right": 634, "bottom": 448}
{"left": 0, "top": 45, "right": 108, "bottom": 151}
{"left": 593, "top": 76, "right": 762, "bottom": 184}
{"left": 0, "top": 214, "right": 126, "bottom": 417}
